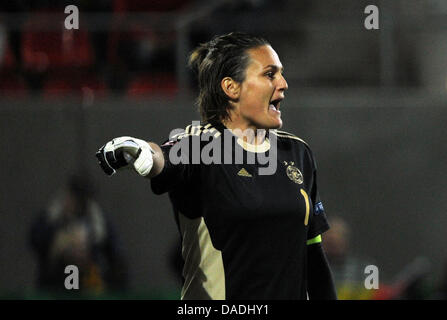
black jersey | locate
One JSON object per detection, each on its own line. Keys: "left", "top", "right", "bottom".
{"left": 151, "top": 122, "right": 330, "bottom": 300}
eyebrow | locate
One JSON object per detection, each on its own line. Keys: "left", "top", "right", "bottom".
{"left": 264, "top": 65, "right": 284, "bottom": 72}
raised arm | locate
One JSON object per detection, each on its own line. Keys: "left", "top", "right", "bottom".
{"left": 96, "top": 137, "right": 165, "bottom": 179}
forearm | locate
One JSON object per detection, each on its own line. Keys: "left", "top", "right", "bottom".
{"left": 147, "top": 142, "right": 165, "bottom": 178}
{"left": 307, "top": 242, "right": 337, "bottom": 300}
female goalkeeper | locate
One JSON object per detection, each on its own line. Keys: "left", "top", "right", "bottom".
{"left": 96, "top": 32, "right": 337, "bottom": 300}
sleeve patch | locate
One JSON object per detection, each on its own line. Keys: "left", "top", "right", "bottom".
{"left": 306, "top": 234, "right": 322, "bottom": 245}
{"left": 314, "top": 202, "right": 324, "bottom": 216}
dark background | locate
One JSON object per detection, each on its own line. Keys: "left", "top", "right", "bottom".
{"left": 0, "top": 0, "right": 446, "bottom": 299}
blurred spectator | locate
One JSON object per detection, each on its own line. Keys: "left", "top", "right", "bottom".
{"left": 29, "top": 174, "right": 128, "bottom": 297}
{"left": 323, "top": 217, "right": 434, "bottom": 300}
{"left": 323, "top": 216, "right": 376, "bottom": 299}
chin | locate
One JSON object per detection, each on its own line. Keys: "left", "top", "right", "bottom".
{"left": 273, "top": 121, "right": 283, "bottom": 129}
{"left": 270, "top": 119, "right": 283, "bottom": 129}
{"left": 252, "top": 118, "right": 283, "bottom": 130}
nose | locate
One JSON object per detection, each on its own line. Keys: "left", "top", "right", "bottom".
{"left": 278, "top": 73, "right": 288, "bottom": 92}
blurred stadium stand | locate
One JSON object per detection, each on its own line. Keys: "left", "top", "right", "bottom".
{"left": 0, "top": 0, "right": 446, "bottom": 96}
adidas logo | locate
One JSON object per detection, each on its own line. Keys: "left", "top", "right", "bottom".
{"left": 237, "top": 168, "right": 252, "bottom": 177}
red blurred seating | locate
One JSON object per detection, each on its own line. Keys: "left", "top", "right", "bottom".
{"left": 21, "top": 12, "right": 94, "bottom": 72}
{"left": 126, "top": 73, "right": 178, "bottom": 97}
{"left": 0, "top": 73, "right": 28, "bottom": 97}
{"left": 0, "top": 40, "right": 16, "bottom": 70}
{"left": 42, "top": 71, "right": 107, "bottom": 99}
{"left": 42, "top": 77, "right": 74, "bottom": 98}
{"left": 114, "top": 0, "right": 190, "bottom": 12}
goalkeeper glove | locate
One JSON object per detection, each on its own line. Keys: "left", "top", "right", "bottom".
{"left": 96, "top": 136, "right": 154, "bottom": 176}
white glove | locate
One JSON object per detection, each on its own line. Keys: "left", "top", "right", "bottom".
{"left": 96, "top": 136, "right": 154, "bottom": 176}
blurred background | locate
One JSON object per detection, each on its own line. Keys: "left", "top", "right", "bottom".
{"left": 1, "top": 0, "right": 447, "bottom": 299}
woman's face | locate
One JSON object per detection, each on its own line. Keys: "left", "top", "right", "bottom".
{"left": 236, "top": 45, "right": 288, "bottom": 130}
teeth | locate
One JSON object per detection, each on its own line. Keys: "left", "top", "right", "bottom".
{"left": 269, "top": 104, "right": 277, "bottom": 111}
{"left": 270, "top": 100, "right": 281, "bottom": 110}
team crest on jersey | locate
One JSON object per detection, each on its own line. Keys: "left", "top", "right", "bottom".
{"left": 284, "top": 161, "right": 303, "bottom": 184}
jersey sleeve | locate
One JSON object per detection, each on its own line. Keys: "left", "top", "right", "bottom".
{"left": 150, "top": 133, "right": 199, "bottom": 195}
{"left": 307, "top": 148, "right": 330, "bottom": 240}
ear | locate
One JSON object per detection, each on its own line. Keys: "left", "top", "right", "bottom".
{"left": 221, "top": 77, "right": 241, "bottom": 100}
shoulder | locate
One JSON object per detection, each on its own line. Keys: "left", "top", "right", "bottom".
{"left": 161, "top": 122, "right": 221, "bottom": 147}
{"left": 270, "top": 129, "right": 317, "bottom": 163}
{"left": 170, "top": 123, "right": 221, "bottom": 140}
{"left": 270, "top": 129, "right": 309, "bottom": 147}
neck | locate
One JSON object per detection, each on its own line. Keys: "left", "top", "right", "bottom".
{"left": 221, "top": 117, "right": 267, "bottom": 145}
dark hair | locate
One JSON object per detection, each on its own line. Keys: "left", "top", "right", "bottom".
{"left": 188, "top": 32, "right": 269, "bottom": 123}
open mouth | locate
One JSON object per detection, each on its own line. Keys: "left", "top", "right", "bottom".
{"left": 269, "top": 98, "right": 282, "bottom": 112}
